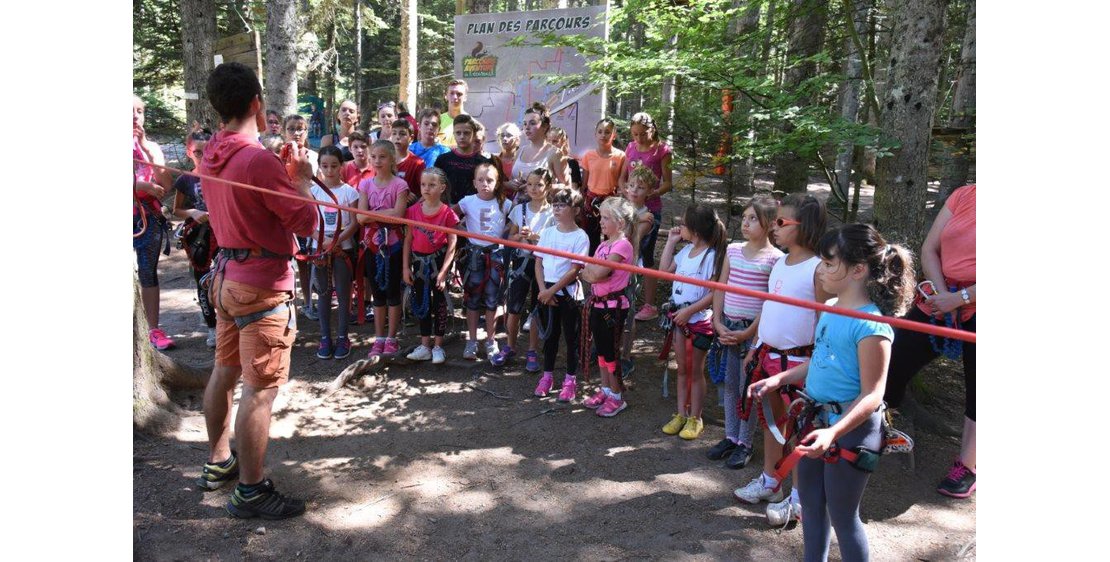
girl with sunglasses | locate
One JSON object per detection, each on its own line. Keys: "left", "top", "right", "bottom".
{"left": 733, "top": 193, "right": 833, "bottom": 528}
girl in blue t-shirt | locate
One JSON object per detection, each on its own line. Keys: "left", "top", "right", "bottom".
{"left": 749, "top": 223, "right": 914, "bottom": 561}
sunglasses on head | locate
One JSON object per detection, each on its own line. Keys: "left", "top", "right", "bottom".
{"left": 775, "top": 217, "right": 802, "bottom": 227}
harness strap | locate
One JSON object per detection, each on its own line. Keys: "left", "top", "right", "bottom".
{"left": 233, "top": 302, "right": 292, "bottom": 330}
{"left": 218, "top": 247, "right": 294, "bottom": 261}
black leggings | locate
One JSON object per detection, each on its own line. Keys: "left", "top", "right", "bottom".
{"left": 884, "top": 307, "right": 976, "bottom": 421}
{"left": 540, "top": 284, "right": 581, "bottom": 375}
{"left": 411, "top": 253, "right": 448, "bottom": 337}
{"left": 797, "top": 411, "right": 882, "bottom": 562}
{"left": 192, "top": 268, "right": 217, "bottom": 328}
{"left": 589, "top": 306, "right": 628, "bottom": 363}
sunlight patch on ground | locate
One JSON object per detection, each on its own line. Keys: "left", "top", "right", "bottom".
{"left": 882, "top": 503, "right": 976, "bottom": 533}
{"left": 605, "top": 445, "right": 637, "bottom": 457}
{"left": 313, "top": 495, "right": 401, "bottom": 530}
{"left": 439, "top": 446, "right": 525, "bottom": 467}
{"left": 652, "top": 469, "right": 728, "bottom": 498}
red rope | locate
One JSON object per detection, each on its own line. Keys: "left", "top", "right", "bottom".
{"left": 138, "top": 160, "right": 977, "bottom": 344}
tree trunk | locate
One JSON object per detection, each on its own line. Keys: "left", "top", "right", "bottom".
{"left": 833, "top": 0, "right": 871, "bottom": 205}
{"left": 326, "top": 20, "right": 337, "bottom": 126}
{"left": 940, "top": 0, "right": 975, "bottom": 199}
{"left": 179, "top": 0, "right": 219, "bottom": 130}
{"left": 874, "top": 0, "right": 947, "bottom": 249}
{"left": 731, "top": 0, "right": 762, "bottom": 194}
{"left": 133, "top": 275, "right": 210, "bottom": 432}
{"left": 661, "top": 34, "right": 678, "bottom": 144}
{"left": 399, "top": 0, "right": 418, "bottom": 111}
{"left": 773, "top": 0, "right": 829, "bottom": 193}
{"left": 265, "top": 0, "right": 300, "bottom": 118}
{"left": 355, "top": 0, "right": 363, "bottom": 128}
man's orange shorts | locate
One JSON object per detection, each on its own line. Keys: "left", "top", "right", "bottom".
{"left": 211, "top": 277, "right": 297, "bottom": 389}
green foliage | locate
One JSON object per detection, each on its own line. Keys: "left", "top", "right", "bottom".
{"left": 525, "top": 0, "right": 893, "bottom": 184}
{"left": 135, "top": 88, "right": 186, "bottom": 136}
{"left": 133, "top": 0, "right": 183, "bottom": 93}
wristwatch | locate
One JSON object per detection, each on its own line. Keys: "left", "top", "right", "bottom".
{"left": 960, "top": 288, "right": 971, "bottom": 304}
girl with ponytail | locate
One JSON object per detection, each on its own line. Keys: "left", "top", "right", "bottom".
{"left": 658, "top": 204, "right": 727, "bottom": 441}
{"left": 748, "top": 223, "right": 915, "bottom": 561}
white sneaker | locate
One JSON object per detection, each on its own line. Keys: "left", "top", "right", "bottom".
{"left": 734, "top": 475, "right": 784, "bottom": 504}
{"left": 432, "top": 346, "right": 446, "bottom": 364}
{"left": 206, "top": 327, "right": 217, "bottom": 349}
{"left": 485, "top": 339, "right": 499, "bottom": 361}
{"left": 766, "top": 496, "right": 802, "bottom": 527}
{"left": 463, "top": 340, "right": 479, "bottom": 360}
{"left": 407, "top": 344, "right": 432, "bottom": 361}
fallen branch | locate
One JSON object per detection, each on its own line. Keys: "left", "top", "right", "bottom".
{"left": 327, "top": 356, "right": 382, "bottom": 396}
{"left": 464, "top": 383, "right": 511, "bottom": 400}
{"left": 519, "top": 407, "right": 562, "bottom": 422}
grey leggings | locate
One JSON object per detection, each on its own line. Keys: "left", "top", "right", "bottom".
{"left": 797, "top": 410, "right": 882, "bottom": 562}
{"left": 312, "top": 250, "right": 356, "bottom": 340}
{"left": 720, "top": 341, "right": 757, "bottom": 445}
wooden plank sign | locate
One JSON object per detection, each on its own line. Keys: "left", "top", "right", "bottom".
{"left": 215, "top": 31, "right": 263, "bottom": 86}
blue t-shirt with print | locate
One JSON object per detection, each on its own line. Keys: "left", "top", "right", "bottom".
{"left": 805, "top": 303, "right": 894, "bottom": 423}
{"left": 409, "top": 141, "right": 451, "bottom": 170}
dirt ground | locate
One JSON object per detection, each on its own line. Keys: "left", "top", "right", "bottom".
{"left": 134, "top": 175, "right": 975, "bottom": 560}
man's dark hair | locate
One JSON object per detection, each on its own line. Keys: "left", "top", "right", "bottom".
{"left": 207, "top": 63, "right": 262, "bottom": 122}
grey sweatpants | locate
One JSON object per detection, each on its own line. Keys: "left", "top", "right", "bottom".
{"left": 720, "top": 341, "right": 757, "bottom": 445}
{"left": 312, "top": 250, "right": 355, "bottom": 340}
{"left": 797, "top": 410, "right": 882, "bottom": 562}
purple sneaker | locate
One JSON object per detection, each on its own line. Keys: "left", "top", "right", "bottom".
{"left": 490, "top": 345, "right": 515, "bottom": 366}
{"left": 333, "top": 337, "right": 351, "bottom": 359}
{"left": 525, "top": 350, "right": 540, "bottom": 372}
{"left": 316, "top": 337, "right": 333, "bottom": 359}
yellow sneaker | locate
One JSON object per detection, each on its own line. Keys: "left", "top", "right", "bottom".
{"left": 662, "top": 413, "right": 687, "bottom": 435}
{"left": 679, "top": 417, "right": 704, "bottom": 440}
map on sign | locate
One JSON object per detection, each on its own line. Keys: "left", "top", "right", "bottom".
{"left": 454, "top": 5, "right": 608, "bottom": 158}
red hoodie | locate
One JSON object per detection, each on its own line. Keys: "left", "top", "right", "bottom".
{"left": 200, "top": 130, "right": 318, "bottom": 291}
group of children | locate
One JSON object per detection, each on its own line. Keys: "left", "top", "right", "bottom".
{"left": 172, "top": 104, "right": 923, "bottom": 559}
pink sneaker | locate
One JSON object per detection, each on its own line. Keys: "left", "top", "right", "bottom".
{"left": 597, "top": 395, "right": 627, "bottom": 417}
{"left": 584, "top": 390, "right": 607, "bottom": 409}
{"left": 149, "top": 328, "right": 174, "bottom": 351}
{"left": 557, "top": 376, "right": 577, "bottom": 402}
{"left": 383, "top": 338, "right": 400, "bottom": 357}
{"left": 634, "top": 304, "right": 659, "bottom": 321}
{"left": 368, "top": 338, "right": 386, "bottom": 359}
{"left": 534, "top": 372, "right": 554, "bottom": 396}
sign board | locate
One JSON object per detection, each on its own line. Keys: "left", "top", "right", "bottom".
{"left": 215, "top": 31, "right": 263, "bottom": 87}
{"left": 454, "top": 5, "right": 608, "bottom": 158}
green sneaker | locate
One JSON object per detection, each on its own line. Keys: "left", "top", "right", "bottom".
{"left": 196, "top": 451, "right": 239, "bottom": 491}
{"left": 225, "top": 479, "right": 306, "bottom": 520}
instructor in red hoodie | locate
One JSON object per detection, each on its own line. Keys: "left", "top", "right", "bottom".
{"left": 195, "top": 63, "right": 318, "bottom": 519}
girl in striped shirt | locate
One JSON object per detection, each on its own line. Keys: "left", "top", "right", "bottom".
{"left": 707, "top": 195, "right": 783, "bottom": 468}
